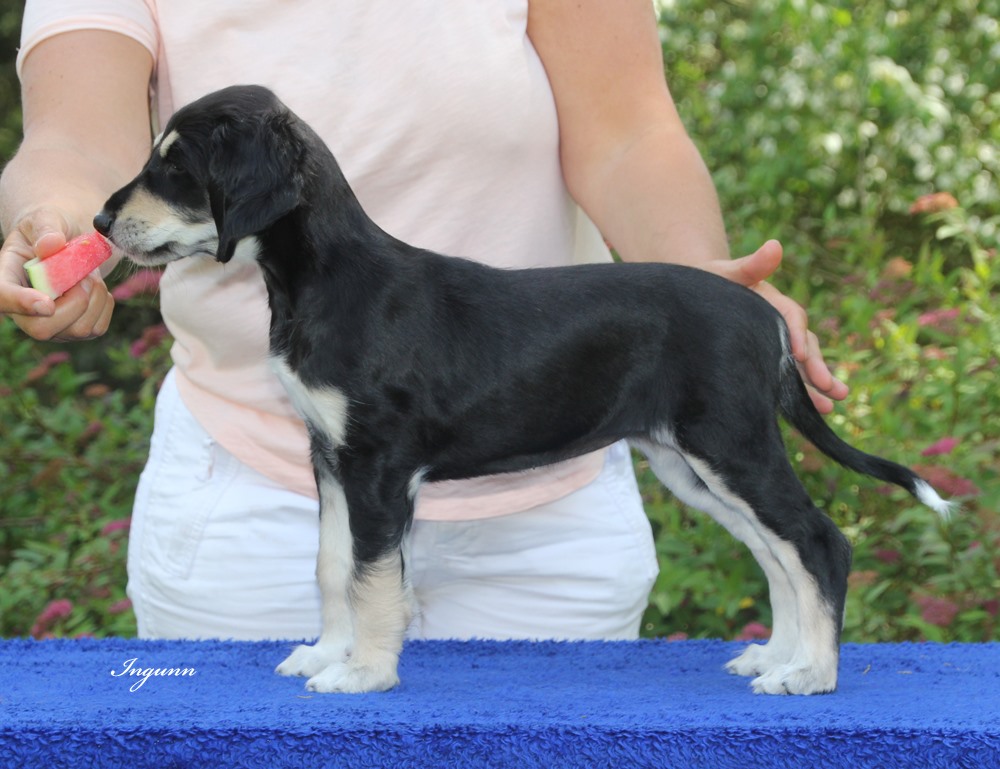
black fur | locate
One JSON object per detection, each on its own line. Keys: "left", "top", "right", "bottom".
{"left": 96, "top": 85, "right": 947, "bottom": 695}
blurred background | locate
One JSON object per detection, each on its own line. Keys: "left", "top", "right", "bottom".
{"left": 1, "top": 0, "right": 997, "bottom": 643}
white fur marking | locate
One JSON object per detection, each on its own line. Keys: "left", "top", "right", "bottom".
{"left": 157, "top": 129, "right": 180, "bottom": 158}
{"left": 290, "top": 517, "right": 411, "bottom": 693}
{"left": 310, "top": 550, "right": 412, "bottom": 693}
{"left": 316, "top": 473, "right": 355, "bottom": 638}
{"left": 271, "top": 359, "right": 350, "bottom": 447}
{"left": 108, "top": 187, "right": 219, "bottom": 265}
{"left": 915, "top": 479, "right": 955, "bottom": 520}
{"left": 636, "top": 440, "right": 799, "bottom": 669}
{"left": 633, "top": 430, "right": 840, "bottom": 695}
{"left": 408, "top": 468, "right": 428, "bottom": 501}
{"left": 679, "top": 448, "right": 838, "bottom": 694}
{"left": 229, "top": 236, "right": 261, "bottom": 266}
{"left": 275, "top": 472, "right": 355, "bottom": 680}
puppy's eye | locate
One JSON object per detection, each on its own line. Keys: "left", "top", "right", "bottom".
{"left": 164, "top": 158, "right": 187, "bottom": 175}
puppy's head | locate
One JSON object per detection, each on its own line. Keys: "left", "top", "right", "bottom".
{"left": 96, "top": 85, "right": 305, "bottom": 266}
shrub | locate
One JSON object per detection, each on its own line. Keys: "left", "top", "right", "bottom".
{"left": 1, "top": 0, "right": 997, "bottom": 643}
{"left": 0, "top": 278, "right": 170, "bottom": 638}
{"left": 641, "top": 0, "right": 999, "bottom": 642}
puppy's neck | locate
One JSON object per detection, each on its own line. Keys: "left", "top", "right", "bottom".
{"left": 253, "top": 157, "right": 398, "bottom": 367}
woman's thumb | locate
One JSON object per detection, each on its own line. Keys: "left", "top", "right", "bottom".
{"left": 20, "top": 208, "right": 72, "bottom": 258}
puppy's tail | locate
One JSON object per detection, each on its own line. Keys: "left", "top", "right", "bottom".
{"left": 777, "top": 339, "right": 954, "bottom": 520}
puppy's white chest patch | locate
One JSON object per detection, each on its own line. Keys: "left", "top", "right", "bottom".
{"left": 230, "top": 236, "right": 262, "bottom": 265}
{"left": 271, "top": 358, "right": 349, "bottom": 446}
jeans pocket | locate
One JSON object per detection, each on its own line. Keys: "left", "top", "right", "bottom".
{"left": 132, "top": 377, "right": 238, "bottom": 581}
{"left": 164, "top": 444, "right": 235, "bottom": 579}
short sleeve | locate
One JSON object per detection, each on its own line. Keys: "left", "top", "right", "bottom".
{"left": 17, "top": 0, "right": 158, "bottom": 78}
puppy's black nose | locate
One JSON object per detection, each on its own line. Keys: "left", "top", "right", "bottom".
{"left": 93, "top": 211, "right": 115, "bottom": 236}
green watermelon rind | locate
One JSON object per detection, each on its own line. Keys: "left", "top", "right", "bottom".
{"left": 24, "top": 233, "right": 112, "bottom": 299}
{"left": 24, "top": 257, "right": 55, "bottom": 298}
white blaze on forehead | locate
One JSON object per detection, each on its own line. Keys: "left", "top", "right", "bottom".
{"left": 157, "top": 130, "right": 180, "bottom": 158}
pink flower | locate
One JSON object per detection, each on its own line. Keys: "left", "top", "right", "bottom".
{"left": 921, "top": 437, "right": 959, "bottom": 457}
{"left": 881, "top": 257, "right": 913, "bottom": 279}
{"left": 875, "top": 549, "right": 902, "bottom": 565}
{"left": 666, "top": 632, "right": 688, "bottom": 642}
{"left": 84, "top": 383, "right": 112, "bottom": 398}
{"left": 101, "top": 518, "right": 131, "bottom": 536}
{"left": 916, "top": 596, "right": 959, "bottom": 628}
{"left": 25, "top": 351, "right": 72, "bottom": 383}
{"left": 31, "top": 599, "right": 74, "bottom": 638}
{"left": 78, "top": 421, "right": 104, "bottom": 448}
{"left": 870, "top": 308, "right": 897, "bottom": 330}
{"left": 818, "top": 316, "right": 841, "bottom": 336}
{"left": 734, "top": 622, "right": 772, "bottom": 641}
{"left": 108, "top": 598, "right": 133, "bottom": 615}
{"left": 917, "top": 308, "right": 961, "bottom": 333}
{"left": 129, "top": 323, "right": 170, "bottom": 358}
{"left": 849, "top": 570, "right": 879, "bottom": 588}
{"left": 44, "top": 351, "right": 71, "bottom": 366}
{"left": 914, "top": 465, "right": 980, "bottom": 498}
{"left": 112, "top": 268, "right": 162, "bottom": 300}
{"left": 922, "top": 346, "right": 951, "bottom": 361}
{"left": 37, "top": 599, "right": 73, "bottom": 622}
{"left": 909, "top": 192, "right": 959, "bottom": 215}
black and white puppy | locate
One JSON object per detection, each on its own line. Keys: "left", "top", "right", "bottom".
{"left": 96, "top": 85, "right": 950, "bottom": 696}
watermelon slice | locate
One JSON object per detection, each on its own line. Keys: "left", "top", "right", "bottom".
{"left": 24, "top": 232, "right": 113, "bottom": 299}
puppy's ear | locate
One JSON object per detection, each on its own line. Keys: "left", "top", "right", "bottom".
{"left": 208, "top": 115, "right": 304, "bottom": 263}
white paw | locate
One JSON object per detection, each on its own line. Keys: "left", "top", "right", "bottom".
{"left": 305, "top": 658, "right": 400, "bottom": 694}
{"left": 275, "top": 642, "right": 348, "bottom": 679}
{"left": 750, "top": 662, "right": 837, "bottom": 695}
{"left": 726, "top": 643, "right": 788, "bottom": 678}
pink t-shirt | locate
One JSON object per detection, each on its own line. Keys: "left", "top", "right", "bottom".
{"left": 19, "top": 0, "right": 613, "bottom": 519}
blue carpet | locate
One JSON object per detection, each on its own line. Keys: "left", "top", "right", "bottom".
{"left": 1, "top": 638, "right": 998, "bottom": 768}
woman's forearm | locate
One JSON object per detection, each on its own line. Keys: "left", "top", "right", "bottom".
{"left": 2, "top": 30, "right": 154, "bottom": 237}
{"left": 566, "top": 122, "right": 729, "bottom": 267}
{"left": 1, "top": 145, "right": 126, "bottom": 235}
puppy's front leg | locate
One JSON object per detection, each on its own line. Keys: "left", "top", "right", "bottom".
{"left": 279, "top": 462, "right": 413, "bottom": 693}
{"left": 303, "top": 467, "right": 414, "bottom": 693}
{"left": 305, "top": 546, "right": 412, "bottom": 694}
{"left": 276, "top": 468, "right": 356, "bottom": 682}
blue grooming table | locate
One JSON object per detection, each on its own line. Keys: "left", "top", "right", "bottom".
{"left": 1, "top": 638, "right": 998, "bottom": 768}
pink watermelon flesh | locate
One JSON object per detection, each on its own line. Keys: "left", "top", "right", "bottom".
{"left": 25, "top": 232, "right": 112, "bottom": 299}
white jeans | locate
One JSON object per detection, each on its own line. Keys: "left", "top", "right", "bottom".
{"left": 127, "top": 369, "right": 659, "bottom": 641}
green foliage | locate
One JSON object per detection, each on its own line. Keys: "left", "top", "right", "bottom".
{"left": 1, "top": 0, "right": 997, "bottom": 643}
{"left": 642, "top": 0, "right": 999, "bottom": 642}
{"left": 0, "top": 289, "right": 170, "bottom": 638}
{"left": 660, "top": 0, "right": 999, "bottom": 275}
{"left": 0, "top": 0, "right": 23, "bottom": 160}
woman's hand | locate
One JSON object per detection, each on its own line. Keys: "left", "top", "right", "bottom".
{"left": 707, "top": 239, "right": 849, "bottom": 413}
{"left": 0, "top": 207, "right": 115, "bottom": 341}
{"left": 0, "top": 30, "right": 153, "bottom": 342}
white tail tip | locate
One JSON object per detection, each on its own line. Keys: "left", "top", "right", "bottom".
{"left": 915, "top": 479, "right": 957, "bottom": 520}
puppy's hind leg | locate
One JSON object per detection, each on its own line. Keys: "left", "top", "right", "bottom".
{"left": 638, "top": 424, "right": 852, "bottom": 695}
{"left": 735, "top": 457, "right": 852, "bottom": 696}
{"left": 632, "top": 436, "right": 801, "bottom": 682}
